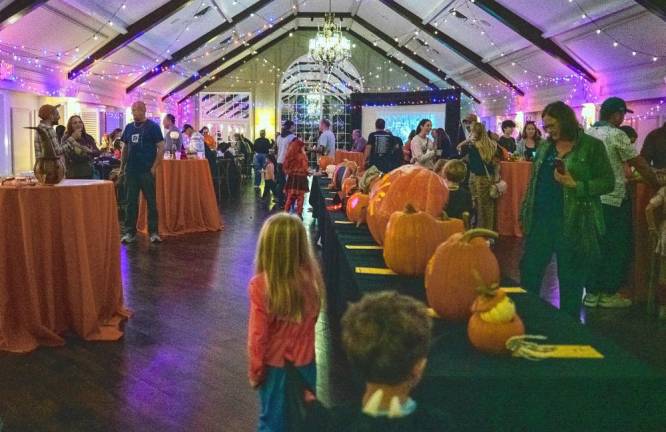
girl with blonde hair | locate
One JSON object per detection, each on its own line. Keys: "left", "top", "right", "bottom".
{"left": 247, "top": 213, "right": 323, "bottom": 431}
{"left": 458, "top": 122, "right": 500, "bottom": 230}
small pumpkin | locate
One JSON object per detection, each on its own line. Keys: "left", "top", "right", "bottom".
{"left": 425, "top": 228, "right": 499, "bottom": 321}
{"left": 332, "top": 161, "right": 359, "bottom": 191}
{"left": 358, "top": 166, "right": 382, "bottom": 194}
{"left": 435, "top": 211, "right": 465, "bottom": 240}
{"left": 346, "top": 192, "right": 370, "bottom": 224}
{"left": 384, "top": 204, "right": 448, "bottom": 276}
{"left": 367, "top": 165, "right": 448, "bottom": 245}
{"left": 319, "top": 156, "right": 334, "bottom": 171}
{"left": 468, "top": 280, "right": 525, "bottom": 354}
{"left": 341, "top": 176, "right": 358, "bottom": 199}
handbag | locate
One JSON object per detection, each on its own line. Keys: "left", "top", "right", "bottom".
{"left": 484, "top": 162, "right": 507, "bottom": 199}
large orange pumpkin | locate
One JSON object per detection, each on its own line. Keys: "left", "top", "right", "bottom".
{"left": 383, "top": 204, "right": 448, "bottom": 276}
{"left": 425, "top": 229, "right": 499, "bottom": 321}
{"left": 346, "top": 192, "right": 370, "bottom": 224}
{"left": 319, "top": 156, "right": 334, "bottom": 171}
{"left": 367, "top": 165, "right": 448, "bottom": 245}
{"left": 468, "top": 285, "right": 525, "bottom": 354}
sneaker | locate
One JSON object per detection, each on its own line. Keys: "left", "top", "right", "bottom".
{"left": 121, "top": 234, "right": 136, "bottom": 244}
{"left": 583, "top": 293, "right": 600, "bottom": 307}
{"left": 149, "top": 233, "right": 163, "bottom": 243}
{"left": 599, "top": 293, "right": 632, "bottom": 308}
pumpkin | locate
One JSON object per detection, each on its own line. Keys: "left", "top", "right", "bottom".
{"left": 367, "top": 165, "right": 448, "bottom": 245}
{"left": 319, "top": 156, "right": 334, "bottom": 171}
{"left": 435, "top": 212, "right": 465, "bottom": 240}
{"left": 346, "top": 192, "right": 370, "bottom": 224}
{"left": 383, "top": 204, "right": 448, "bottom": 276}
{"left": 332, "top": 161, "right": 358, "bottom": 191}
{"left": 468, "top": 282, "right": 525, "bottom": 354}
{"left": 358, "top": 166, "right": 382, "bottom": 194}
{"left": 325, "top": 164, "right": 336, "bottom": 178}
{"left": 341, "top": 176, "right": 358, "bottom": 199}
{"left": 425, "top": 228, "right": 499, "bottom": 321}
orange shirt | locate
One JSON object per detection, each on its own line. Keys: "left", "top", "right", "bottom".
{"left": 203, "top": 134, "right": 216, "bottom": 150}
{"left": 247, "top": 272, "right": 319, "bottom": 383}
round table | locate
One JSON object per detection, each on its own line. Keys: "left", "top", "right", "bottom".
{"left": 496, "top": 161, "right": 532, "bottom": 237}
{"left": 137, "top": 159, "right": 224, "bottom": 236}
{"left": 0, "top": 179, "right": 129, "bottom": 353}
{"left": 335, "top": 150, "right": 366, "bottom": 169}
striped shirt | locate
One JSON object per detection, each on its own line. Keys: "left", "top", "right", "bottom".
{"left": 587, "top": 123, "right": 637, "bottom": 207}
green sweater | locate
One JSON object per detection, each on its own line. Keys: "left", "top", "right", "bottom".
{"left": 520, "top": 130, "right": 614, "bottom": 260}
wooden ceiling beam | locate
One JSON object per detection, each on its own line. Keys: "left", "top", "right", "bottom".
{"left": 68, "top": 0, "right": 191, "bottom": 79}
{"left": 378, "top": 0, "right": 524, "bottom": 95}
{"left": 634, "top": 0, "right": 666, "bottom": 22}
{"left": 0, "top": 0, "right": 47, "bottom": 30}
{"left": 126, "top": 0, "right": 275, "bottom": 93}
{"left": 472, "top": 0, "right": 596, "bottom": 82}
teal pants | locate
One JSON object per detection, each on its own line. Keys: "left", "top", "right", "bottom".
{"left": 258, "top": 363, "right": 316, "bottom": 432}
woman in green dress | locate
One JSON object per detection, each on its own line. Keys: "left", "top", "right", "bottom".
{"left": 520, "top": 101, "right": 614, "bottom": 318}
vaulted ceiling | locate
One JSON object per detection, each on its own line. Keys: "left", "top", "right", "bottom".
{"left": 0, "top": 0, "right": 664, "bottom": 105}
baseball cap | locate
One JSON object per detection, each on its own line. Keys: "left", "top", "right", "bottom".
{"left": 38, "top": 104, "right": 61, "bottom": 120}
{"left": 600, "top": 97, "right": 633, "bottom": 114}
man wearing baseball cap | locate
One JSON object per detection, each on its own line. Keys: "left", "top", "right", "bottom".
{"left": 585, "top": 97, "right": 658, "bottom": 308}
{"left": 34, "top": 104, "right": 69, "bottom": 170}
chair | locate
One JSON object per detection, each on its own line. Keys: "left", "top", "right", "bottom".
{"left": 215, "top": 158, "right": 233, "bottom": 200}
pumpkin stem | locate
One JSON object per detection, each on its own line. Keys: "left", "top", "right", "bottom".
{"left": 472, "top": 270, "right": 500, "bottom": 297}
{"left": 462, "top": 212, "right": 471, "bottom": 230}
{"left": 440, "top": 211, "right": 449, "bottom": 221}
{"left": 461, "top": 228, "right": 499, "bottom": 243}
{"left": 404, "top": 203, "right": 417, "bottom": 214}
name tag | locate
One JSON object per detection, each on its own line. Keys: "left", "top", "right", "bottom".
{"left": 169, "top": 131, "right": 180, "bottom": 140}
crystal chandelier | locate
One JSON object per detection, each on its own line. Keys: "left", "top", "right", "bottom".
{"left": 308, "top": 1, "right": 352, "bottom": 69}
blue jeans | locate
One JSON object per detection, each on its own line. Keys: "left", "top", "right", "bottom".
{"left": 254, "top": 153, "right": 267, "bottom": 187}
{"left": 258, "top": 363, "right": 316, "bottom": 432}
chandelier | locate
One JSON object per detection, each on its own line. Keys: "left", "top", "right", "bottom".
{"left": 308, "top": 1, "right": 352, "bottom": 69}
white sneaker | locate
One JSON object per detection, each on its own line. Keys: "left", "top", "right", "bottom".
{"left": 150, "top": 233, "right": 163, "bottom": 243}
{"left": 599, "top": 293, "right": 632, "bottom": 308}
{"left": 121, "top": 234, "right": 136, "bottom": 244}
{"left": 583, "top": 293, "right": 600, "bottom": 307}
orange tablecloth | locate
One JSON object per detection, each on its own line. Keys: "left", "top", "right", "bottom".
{"left": 138, "top": 159, "right": 223, "bottom": 236}
{"left": 335, "top": 150, "right": 366, "bottom": 168}
{"left": 0, "top": 180, "right": 129, "bottom": 353}
{"left": 496, "top": 161, "right": 532, "bottom": 237}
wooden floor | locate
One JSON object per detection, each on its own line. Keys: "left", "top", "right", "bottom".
{"left": 1, "top": 182, "right": 665, "bottom": 432}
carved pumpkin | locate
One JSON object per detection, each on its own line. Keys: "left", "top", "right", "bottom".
{"left": 425, "top": 229, "right": 499, "bottom": 321}
{"left": 367, "top": 165, "right": 448, "bottom": 245}
{"left": 332, "top": 161, "right": 358, "bottom": 191}
{"left": 358, "top": 166, "right": 382, "bottom": 194}
{"left": 383, "top": 204, "right": 448, "bottom": 276}
{"left": 468, "top": 283, "right": 525, "bottom": 354}
{"left": 319, "top": 156, "right": 334, "bottom": 171}
{"left": 341, "top": 176, "right": 358, "bottom": 199}
{"left": 346, "top": 192, "right": 370, "bottom": 224}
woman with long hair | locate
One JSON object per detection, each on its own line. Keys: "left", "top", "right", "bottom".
{"left": 63, "top": 115, "right": 100, "bottom": 179}
{"left": 434, "top": 127, "right": 455, "bottom": 159}
{"left": 458, "top": 122, "right": 499, "bottom": 230}
{"left": 516, "top": 121, "right": 543, "bottom": 161}
{"left": 410, "top": 119, "right": 436, "bottom": 169}
{"left": 520, "top": 101, "right": 614, "bottom": 317}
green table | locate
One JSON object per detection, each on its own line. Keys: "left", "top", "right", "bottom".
{"left": 311, "top": 177, "right": 666, "bottom": 431}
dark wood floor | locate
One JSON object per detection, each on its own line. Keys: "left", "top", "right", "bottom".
{"left": 1, "top": 182, "right": 665, "bottom": 432}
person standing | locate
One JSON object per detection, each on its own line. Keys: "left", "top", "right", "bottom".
{"left": 182, "top": 124, "right": 205, "bottom": 154}
{"left": 520, "top": 101, "right": 614, "bottom": 317}
{"left": 283, "top": 139, "right": 310, "bottom": 218}
{"left": 253, "top": 129, "right": 271, "bottom": 190}
{"left": 434, "top": 127, "right": 455, "bottom": 160}
{"left": 497, "top": 120, "right": 517, "bottom": 154}
{"left": 640, "top": 122, "right": 666, "bottom": 169}
{"left": 162, "top": 114, "right": 182, "bottom": 155}
{"left": 318, "top": 119, "right": 336, "bottom": 159}
{"left": 585, "top": 97, "right": 659, "bottom": 308}
{"left": 120, "top": 101, "right": 165, "bottom": 244}
{"left": 410, "top": 119, "right": 436, "bottom": 169}
{"left": 276, "top": 120, "right": 296, "bottom": 208}
{"left": 351, "top": 129, "right": 367, "bottom": 153}
{"left": 458, "top": 122, "right": 499, "bottom": 230}
{"left": 365, "top": 118, "right": 399, "bottom": 173}
{"left": 62, "top": 115, "right": 100, "bottom": 179}
{"left": 33, "top": 104, "right": 67, "bottom": 172}
{"left": 201, "top": 127, "right": 217, "bottom": 151}
{"left": 516, "top": 121, "right": 543, "bottom": 161}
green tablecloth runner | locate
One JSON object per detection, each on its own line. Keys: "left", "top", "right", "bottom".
{"left": 311, "top": 176, "right": 666, "bottom": 431}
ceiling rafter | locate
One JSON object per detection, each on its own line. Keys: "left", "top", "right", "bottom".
{"left": 126, "top": 0, "right": 275, "bottom": 93}
{"left": 377, "top": 0, "right": 524, "bottom": 95}
{"left": 471, "top": 0, "right": 596, "bottom": 82}
{"left": 634, "top": 0, "right": 666, "bottom": 22}
{"left": 176, "top": 27, "right": 440, "bottom": 104}
{"left": 68, "top": 0, "right": 191, "bottom": 80}
{"left": 0, "top": 0, "right": 47, "bottom": 30}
